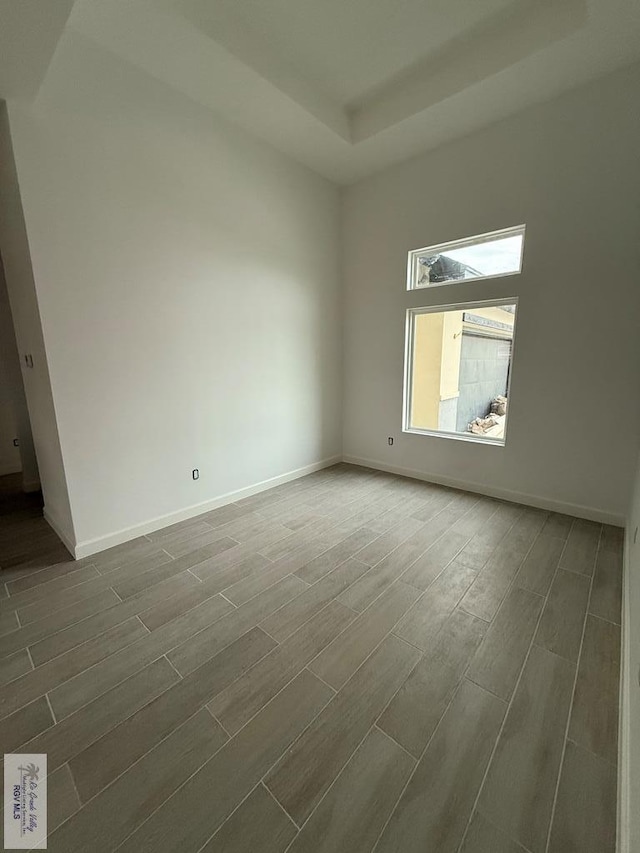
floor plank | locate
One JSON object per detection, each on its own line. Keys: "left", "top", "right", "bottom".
{"left": 378, "top": 608, "right": 486, "bottom": 756}
{"left": 48, "top": 710, "right": 227, "bottom": 853}
{"left": 589, "top": 547, "right": 623, "bottom": 624}
{"left": 286, "top": 727, "right": 414, "bottom": 853}
{"left": 25, "top": 657, "right": 179, "bottom": 772}
{"left": 334, "top": 511, "right": 468, "bottom": 612}
{"left": 1, "top": 617, "right": 148, "bottom": 720}
{"left": 460, "top": 812, "right": 528, "bottom": 853}
{"left": 48, "top": 595, "right": 234, "bottom": 719}
{"left": 477, "top": 645, "right": 575, "bottom": 852}
{"left": 560, "top": 519, "right": 601, "bottom": 576}
{"left": 455, "top": 504, "right": 522, "bottom": 572}
{"left": 201, "top": 785, "right": 297, "bottom": 853}
{"left": 374, "top": 679, "right": 506, "bottom": 853}
{"left": 1, "top": 565, "right": 101, "bottom": 613}
{"left": 354, "top": 517, "right": 424, "bottom": 567}
{"left": 210, "top": 600, "right": 353, "bottom": 735}
{"left": 514, "top": 533, "right": 565, "bottom": 596}
{"left": 400, "top": 530, "right": 469, "bottom": 590}
{"left": 0, "top": 588, "right": 120, "bottom": 659}
{"left": 569, "top": 614, "right": 620, "bottom": 763}
{"left": 0, "top": 694, "right": 54, "bottom": 753}
{"left": 466, "top": 585, "right": 544, "bottom": 700}
{"left": 264, "top": 634, "right": 421, "bottom": 826}
{"left": 0, "top": 646, "right": 32, "bottom": 685}
{"left": 261, "top": 558, "right": 370, "bottom": 641}
{"left": 458, "top": 510, "right": 547, "bottom": 621}
{"left": 540, "top": 512, "right": 574, "bottom": 540}
{"left": 308, "top": 581, "right": 420, "bottom": 690}
{"left": 393, "top": 561, "right": 477, "bottom": 651}
{"left": 167, "top": 575, "right": 307, "bottom": 676}
{"left": 548, "top": 740, "right": 617, "bottom": 853}
{"left": 116, "top": 670, "right": 333, "bottom": 853}
{"left": 47, "top": 764, "right": 82, "bottom": 834}
{"left": 293, "top": 528, "right": 380, "bottom": 584}
{"left": 535, "top": 568, "right": 590, "bottom": 662}
{"left": 69, "top": 627, "right": 274, "bottom": 801}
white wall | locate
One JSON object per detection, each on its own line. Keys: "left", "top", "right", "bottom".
{"left": 0, "top": 103, "right": 71, "bottom": 528}
{"left": 0, "top": 258, "right": 20, "bottom": 475}
{"left": 621, "top": 452, "right": 640, "bottom": 853}
{"left": 0, "top": 255, "right": 40, "bottom": 487}
{"left": 342, "top": 62, "right": 640, "bottom": 524}
{"left": 0, "top": 369, "right": 21, "bottom": 476}
{"left": 7, "top": 29, "right": 342, "bottom": 552}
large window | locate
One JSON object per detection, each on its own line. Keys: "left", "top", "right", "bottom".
{"left": 407, "top": 225, "right": 525, "bottom": 290}
{"left": 403, "top": 300, "right": 518, "bottom": 445}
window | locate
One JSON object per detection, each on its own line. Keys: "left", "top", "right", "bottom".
{"left": 403, "top": 225, "right": 524, "bottom": 444}
{"left": 407, "top": 225, "right": 525, "bottom": 290}
{"left": 403, "top": 300, "right": 518, "bottom": 445}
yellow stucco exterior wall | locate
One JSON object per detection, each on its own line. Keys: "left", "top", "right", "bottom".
{"left": 440, "top": 311, "right": 464, "bottom": 401}
{"left": 410, "top": 312, "right": 444, "bottom": 430}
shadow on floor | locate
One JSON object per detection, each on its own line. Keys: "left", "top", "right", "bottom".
{"left": 0, "top": 472, "right": 70, "bottom": 573}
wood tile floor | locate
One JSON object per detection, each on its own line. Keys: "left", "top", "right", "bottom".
{"left": 0, "top": 465, "right": 622, "bottom": 852}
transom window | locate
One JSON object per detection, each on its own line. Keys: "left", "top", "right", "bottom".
{"left": 407, "top": 224, "right": 525, "bottom": 290}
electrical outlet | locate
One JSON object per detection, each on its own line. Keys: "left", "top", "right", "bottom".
{"left": 192, "top": 469, "right": 199, "bottom": 480}
{"left": 634, "top": 526, "right": 638, "bottom": 545}
{"left": 388, "top": 437, "right": 394, "bottom": 446}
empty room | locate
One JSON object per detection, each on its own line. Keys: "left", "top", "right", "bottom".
{"left": 0, "top": 1, "right": 638, "bottom": 851}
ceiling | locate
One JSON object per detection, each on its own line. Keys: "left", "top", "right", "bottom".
{"left": 169, "top": 0, "right": 517, "bottom": 108}
{"left": 0, "top": 0, "right": 75, "bottom": 99}
{"left": 1, "top": 0, "right": 640, "bottom": 183}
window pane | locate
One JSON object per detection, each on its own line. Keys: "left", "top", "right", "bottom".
{"left": 408, "top": 226, "right": 524, "bottom": 289}
{"left": 405, "top": 302, "right": 517, "bottom": 444}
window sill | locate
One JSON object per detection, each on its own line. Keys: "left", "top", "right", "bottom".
{"left": 403, "top": 427, "right": 506, "bottom": 447}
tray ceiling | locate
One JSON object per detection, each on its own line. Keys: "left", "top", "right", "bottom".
{"left": 1, "top": 0, "right": 640, "bottom": 183}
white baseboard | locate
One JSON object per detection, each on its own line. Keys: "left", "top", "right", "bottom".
{"left": 618, "top": 528, "right": 631, "bottom": 853}
{"left": 43, "top": 506, "right": 76, "bottom": 557}
{"left": 22, "top": 479, "right": 41, "bottom": 493}
{"left": 73, "top": 455, "right": 342, "bottom": 559}
{"left": 342, "top": 454, "right": 625, "bottom": 526}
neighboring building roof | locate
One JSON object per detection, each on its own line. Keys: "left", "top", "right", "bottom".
{"left": 418, "top": 254, "right": 482, "bottom": 282}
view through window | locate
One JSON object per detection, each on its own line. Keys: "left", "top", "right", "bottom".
{"left": 404, "top": 301, "right": 517, "bottom": 444}
{"left": 407, "top": 225, "right": 525, "bottom": 289}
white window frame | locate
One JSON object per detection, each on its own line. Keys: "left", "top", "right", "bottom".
{"left": 402, "top": 297, "right": 519, "bottom": 447}
{"left": 406, "top": 224, "right": 526, "bottom": 291}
